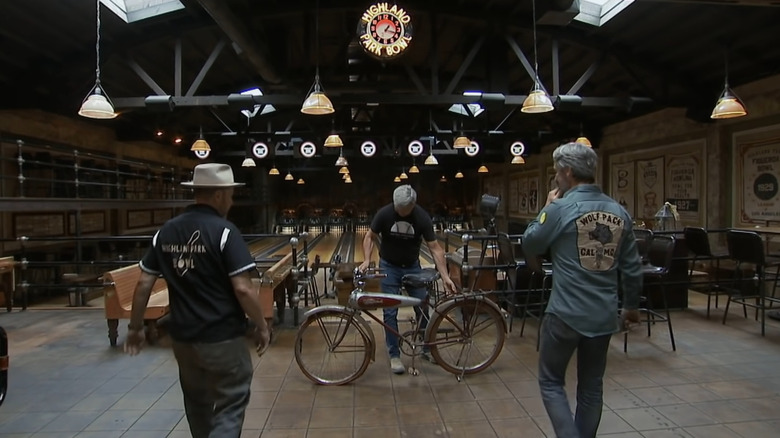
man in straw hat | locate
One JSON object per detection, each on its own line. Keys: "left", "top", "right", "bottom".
{"left": 126, "top": 163, "right": 270, "bottom": 438}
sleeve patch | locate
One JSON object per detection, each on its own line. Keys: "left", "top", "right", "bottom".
{"left": 539, "top": 211, "right": 547, "bottom": 224}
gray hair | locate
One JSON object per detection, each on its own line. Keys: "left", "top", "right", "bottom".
{"left": 393, "top": 184, "right": 417, "bottom": 208}
{"left": 552, "top": 142, "right": 598, "bottom": 183}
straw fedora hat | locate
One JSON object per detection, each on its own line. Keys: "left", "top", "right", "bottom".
{"left": 181, "top": 163, "right": 245, "bottom": 187}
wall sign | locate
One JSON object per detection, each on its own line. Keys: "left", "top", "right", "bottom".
{"left": 357, "top": 3, "right": 413, "bottom": 60}
{"left": 252, "top": 142, "right": 269, "bottom": 159}
{"left": 407, "top": 140, "right": 423, "bottom": 156}
{"left": 361, "top": 141, "right": 377, "bottom": 157}
{"left": 193, "top": 149, "right": 210, "bottom": 159}
{"left": 300, "top": 141, "right": 316, "bottom": 158}
{"left": 464, "top": 140, "right": 480, "bottom": 157}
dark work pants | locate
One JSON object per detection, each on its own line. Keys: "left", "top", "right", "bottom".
{"left": 538, "top": 314, "right": 611, "bottom": 438}
{"left": 172, "top": 336, "right": 253, "bottom": 438}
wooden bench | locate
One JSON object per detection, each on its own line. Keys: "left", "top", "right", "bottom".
{"left": 102, "top": 264, "right": 169, "bottom": 347}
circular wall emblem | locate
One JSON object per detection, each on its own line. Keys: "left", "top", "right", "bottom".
{"left": 356, "top": 3, "right": 413, "bottom": 60}
{"left": 407, "top": 140, "right": 423, "bottom": 157}
{"left": 300, "top": 141, "right": 316, "bottom": 158}
{"left": 252, "top": 142, "right": 269, "bottom": 159}
{"left": 361, "top": 140, "right": 377, "bottom": 157}
{"left": 510, "top": 141, "right": 526, "bottom": 157}
{"left": 754, "top": 173, "right": 778, "bottom": 201}
{"left": 193, "top": 149, "right": 210, "bottom": 159}
{"left": 464, "top": 140, "right": 480, "bottom": 157}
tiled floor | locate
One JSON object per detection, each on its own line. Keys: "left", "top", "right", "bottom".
{"left": 2, "top": 292, "right": 780, "bottom": 437}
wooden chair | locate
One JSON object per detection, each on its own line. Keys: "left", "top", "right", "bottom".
{"left": 683, "top": 227, "right": 730, "bottom": 318}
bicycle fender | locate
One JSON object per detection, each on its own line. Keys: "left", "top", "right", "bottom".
{"left": 426, "top": 295, "right": 508, "bottom": 338}
{"left": 301, "top": 306, "right": 377, "bottom": 362}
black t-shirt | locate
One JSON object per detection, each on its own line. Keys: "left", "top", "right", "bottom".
{"left": 370, "top": 203, "right": 435, "bottom": 267}
{"left": 139, "top": 204, "right": 256, "bottom": 343}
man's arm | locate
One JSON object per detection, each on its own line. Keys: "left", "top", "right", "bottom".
{"left": 358, "top": 229, "right": 377, "bottom": 272}
{"left": 231, "top": 271, "right": 271, "bottom": 353}
{"left": 426, "top": 240, "right": 457, "bottom": 294}
{"left": 618, "top": 225, "right": 643, "bottom": 311}
{"left": 522, "top": 201, "right": 561, "bottom": 257}
{"left": 125, "top": 270, "right": 157, "bottom": 355}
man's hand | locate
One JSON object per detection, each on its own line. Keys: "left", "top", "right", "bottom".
{"left": 545, "top": 188, "right": 561, "bottom": 207}
{"left": 124, "top": 328, "right": 146, "bottom": 356}
{"left": 357, "top": 260, "right": 370, "bottom": 273}
{"left": 620, "top": 308, "right": 640, "bottom": 332}
{"left": 441, "top": 276, "right": 458, "bottom": 296}
{"left": 253, "top": 325, "right": 271, "bottom": 357}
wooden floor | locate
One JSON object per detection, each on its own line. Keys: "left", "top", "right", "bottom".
{"left": 2, "top": 290, "right": 780, "bottom": 437}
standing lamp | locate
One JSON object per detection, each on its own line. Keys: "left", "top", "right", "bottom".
{"left": 79, "top": 0, "right": 117, "bottom": 119}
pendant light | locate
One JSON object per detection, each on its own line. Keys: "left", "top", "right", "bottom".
{"left": 394, "top": 176, "right": 402, "bottom": 182}
{"left": 339, "top": 166, "right": 349, "bottom": 174}
{"left": 453, "top": 121, "right": 470, "bottom": 148}
{"left": 399, "top": 169, "right": 408, "bottom": 180}
{"left": 478, "top": 165, "right": 489, "bottom": 173}
{"left": 79, "top": 0, "right": 117, "bottom": 119}
{"left": 711, "top": 51, "right": 747, "bottom": 119}
{"left": 409, "top": 164, "right": 420, "bottom": 174}
{"left": 455, "top": 170, "right": 464, "bottom": 179}
{"left": 344, "top": 175, "right": 353, "bottom": 184}
{"left": 440, "top": 175, "right": 448, "bottom": 183}
{"left": 191, "top": 127, "right": 211, "bottom": 152}
{"left": 511, "top": 156, "right": 526, "bottom": 164}
{"left": 576, "top": 124, "right": 592, "bottom": 147}
{"left": 301, "top": 0, "right": 334, "bottom": 115}
{"left": 335, "top": 152, "right": 349, "bottom": 167}
{"left": 269, "top": 165, "right": 280, "bottom": 175}
{"left": 521, "top": 0, "right": 554, "bottom": 114}
{"left": 324, "top": 119, "right": 343, "bottom": 147}
{"left": 285, "top": 171, "right": 294, "bottom": 181}
{"left": 241, "top": 156, "right": 256, "bottom": 167}
{"left": 297, "top": 178, "right": 306, "bottom": 185}
{"left": 424, "top": 142, "right": 438, "bottom": 165}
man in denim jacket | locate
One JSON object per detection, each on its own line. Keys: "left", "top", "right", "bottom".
{"left": 523, "top": 142, "right": 642, "bottom": 438}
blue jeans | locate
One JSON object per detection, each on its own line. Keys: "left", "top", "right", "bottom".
{"left": 380, "top": 259, "right": 429, "bottom": 358}
{"left": 538, "top": 313, "right": 611, "bottom": 438}
{"left": 172, "top": 337, "right": 253, "bottom": 438}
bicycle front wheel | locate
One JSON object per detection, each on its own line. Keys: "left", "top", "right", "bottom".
{"left": 294, "top": 310, "right": 371, "bottom": 385}
{"left": 427, "top": 298, "right": 505, "bottom": 375}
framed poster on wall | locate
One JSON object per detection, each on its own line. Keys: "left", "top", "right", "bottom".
{"left": 610, "top": 162, "right": 635, "bottom": 218}
{"left": 528, "top": 174, "right": 540, "bottom": 214}
{"left": 508, "top": 178, "right": 519, "bottom": 214}
{"left": 518, "top": 177, "right": 529, "bottom": 215}
{"left": 636, "top": 157, "right": 664, "bottom": 222}
{"left": 736, "top": 138, "right": 780, "bottom": 224}
{"left": 666, "top": 153, "right": 701, "bottom": 222}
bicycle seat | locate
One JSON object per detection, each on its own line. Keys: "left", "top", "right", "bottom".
{"left": 402, "top": 268, "right": 440, "bottom": 289}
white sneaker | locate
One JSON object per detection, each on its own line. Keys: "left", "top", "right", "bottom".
{"left": 390, "top": 357, "right": 405, "bottom": 374}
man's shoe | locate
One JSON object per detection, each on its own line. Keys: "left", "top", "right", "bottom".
{"left": 421, "top": 351, "right": 437, "bottom": 365}
{"left": 390, "top": 357, "right": 405, "bottom": 374}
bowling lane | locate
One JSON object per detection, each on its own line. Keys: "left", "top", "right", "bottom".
{"left": 247, "top": 236, "right": 289, "bottom": 258}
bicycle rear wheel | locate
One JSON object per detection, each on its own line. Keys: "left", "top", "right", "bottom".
{"left": 427, "top": 298, "right": 505, "bottom": 375}
{"left": 294, "top": 310, "right": 371, "bottom": 385}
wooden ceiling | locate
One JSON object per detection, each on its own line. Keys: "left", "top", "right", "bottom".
{"left": 1, "top": 0, "right": 779, "bottom": 170}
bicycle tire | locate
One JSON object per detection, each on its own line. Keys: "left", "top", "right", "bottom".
{"left": 427, "top": 297, "right": 505, "bottom": 375}
{"left": 294, "top": 310, "right": 372, "bottom": 385}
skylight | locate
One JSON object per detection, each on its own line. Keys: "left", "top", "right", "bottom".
{"left": 240, "top": 88, "right": 276, "bottom": 118}
{"left": 100, "top": 0, "right": 185, "bottom": 23}
{"left": 574, "top": 0, "right": 634, "bottom": 27}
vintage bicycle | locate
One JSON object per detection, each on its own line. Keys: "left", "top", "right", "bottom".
{"left": 294, "top": 267, "right": 507, "bottom": 385}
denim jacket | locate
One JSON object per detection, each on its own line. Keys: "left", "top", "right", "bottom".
{"left": 523, "top": 184, "right": 642, "bottom": 336}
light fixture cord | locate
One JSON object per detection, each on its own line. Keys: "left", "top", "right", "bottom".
{"left": 723, "top": 50, "right": 729, "bottom": 87}
{"left": 315, "top": 0, "right": 321, "bottom": 83}
{"left": 95, "top": 0, "right": 101, "bottom": 85}
{"left": 532, "top": 0, "right": 538, "bottom": 78}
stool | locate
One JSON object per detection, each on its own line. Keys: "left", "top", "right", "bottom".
{"left": 722, "top": 230, "right": 780, "bottom": 336}
{"left": 683, "top": 227, "right": 730, "bottom": 318}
